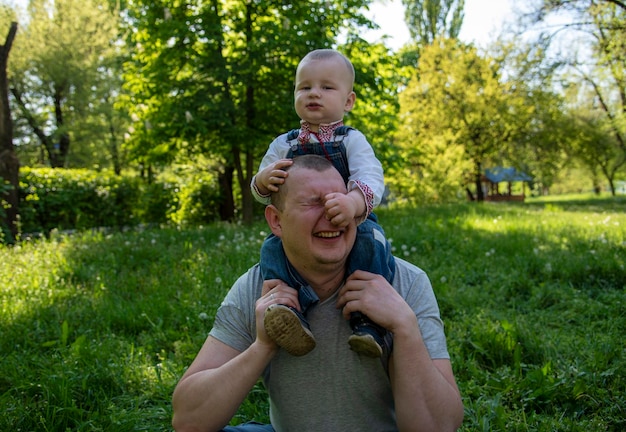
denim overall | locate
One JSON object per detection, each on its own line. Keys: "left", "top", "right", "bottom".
{"left": 260, "top": 127, "right": 396, "bottom": 315}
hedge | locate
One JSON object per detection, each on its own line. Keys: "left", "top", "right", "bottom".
{"left": 10, "top": 167, "right": 222, "bottom": 237}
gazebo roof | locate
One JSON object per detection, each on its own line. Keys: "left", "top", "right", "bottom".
{"left": 484, "top": 167, "right": 532, "bottom": 183}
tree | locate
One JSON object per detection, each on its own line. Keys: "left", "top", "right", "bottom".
{"left": 120, "top": 0, "right": 379, "bottom": 223}
{"left": 402, "top": 0, "right": 464, "bottom": 45}
{"left": 393, "top": 38, "right": 534, "bottom": 202}
{"left": 567, "top": 101, "right": 626, "bottom": 194}
{"left": 523, "top": 0, "right": 626, "bottom": 191}
{"left": 9, "top": 0, "right": 121, "bottom": 168}
{"left": 0, "top": 18, "right": 18, "bottom": 243}
{"left": 489, "top": 38, "right": 572, "bottom": 194}
{"left": 341, "top": 37, "right": 403, "bottom": 177}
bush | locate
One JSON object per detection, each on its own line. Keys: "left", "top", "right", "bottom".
{"left": 17, "top": 167, "right": 222, "bottom": 236}
{"left": 167, "top": 168, "right": 223, "bottom": 226}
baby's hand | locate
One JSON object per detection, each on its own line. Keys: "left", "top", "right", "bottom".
{"left": 324, "top": 192, "right": 360, "bottom": 228}
{"left": 256, "top": 159, "right": 293, "bottom": 195}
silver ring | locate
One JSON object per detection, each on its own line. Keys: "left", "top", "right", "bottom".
{"left": 270, "top": 294, "right": 275, "bottom": 300}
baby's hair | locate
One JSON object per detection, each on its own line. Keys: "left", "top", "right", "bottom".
{"left": 298, "top": 49, "right": 355, "bottom": 87}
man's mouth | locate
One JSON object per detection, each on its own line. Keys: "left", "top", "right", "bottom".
{"left": 315, "top": 231, "right": 341, "bottom": 238}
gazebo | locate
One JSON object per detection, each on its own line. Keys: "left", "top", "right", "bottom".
{"left": 482, "top": 167, "right": 532, "bottom": 202}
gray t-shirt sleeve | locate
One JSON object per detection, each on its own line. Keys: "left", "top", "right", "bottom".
{"left": 209, "top": 266, "right": 263, "bottom": 352}
{"left": 393, "top": 257, "right": 449, "bottom": 359}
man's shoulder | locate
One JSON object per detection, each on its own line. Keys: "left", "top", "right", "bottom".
{"left": 235, "top": 263, "right": 263, "bottom": 283}
{"left": 394, "top": 257, "right": 426, "bottom": 275}
{"left": 230, "top": 264, "right": 264, "bottom": 297}
{"left": 391, "top": 257, "right": 429, "bottom": 289}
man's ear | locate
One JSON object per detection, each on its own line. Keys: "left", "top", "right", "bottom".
{"left": 265, "top": 205, "right": 282, "bottom": 237}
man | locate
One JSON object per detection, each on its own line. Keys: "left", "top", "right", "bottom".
{"left": 172, "top": 155, "right": 464, "bottom": 432}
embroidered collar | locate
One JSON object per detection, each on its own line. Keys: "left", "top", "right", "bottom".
{"left": 298, "top": 120, "right": 344, "bottom": 144}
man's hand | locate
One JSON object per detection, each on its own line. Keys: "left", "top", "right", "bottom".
{"left": 255, "top": 159, "right": 293, "bottom": 195}
{"left": 336, "top": 270, "right": 415, "bottom": 333}
{"left": 256, "top": 279, "right": 302, "bottom": 346}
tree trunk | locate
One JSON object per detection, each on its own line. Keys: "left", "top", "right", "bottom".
{"left": 218, "top": 163, "right": 235, "bottom": 221}
{"left": 52, "top": 88, "right": 70, "bottom": 167}
{"left": 0, "top": 22, "right": 19, "bottom": 243}
{"left": 474, "top": 161, "right": 484, "bottom": 201}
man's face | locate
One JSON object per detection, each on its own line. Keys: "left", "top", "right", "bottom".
{"left": 267, "top": 166, "right": 356, "bottom": 273}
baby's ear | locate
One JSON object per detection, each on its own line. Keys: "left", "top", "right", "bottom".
{"left": 344, "top": 91, "right": 356, "bottom": 112}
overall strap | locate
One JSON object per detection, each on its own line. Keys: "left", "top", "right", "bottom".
{"left": 333, "top": 125, "right": 353, "bottom": 137}
{"left": 286, "top": 129, "right": 300, "bottom": 141}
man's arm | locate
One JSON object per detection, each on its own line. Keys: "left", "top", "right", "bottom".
{"left": 172, "top": 281, "right": 288, "bottom": 432}
{"left": 389, "top": 323, "right": 464, "bottom": 432}
{"left": 337, "top": 271, "right": 464, "bottom": 432}
{"left": 171, "top": 336, "right": 276, "bottom": 432}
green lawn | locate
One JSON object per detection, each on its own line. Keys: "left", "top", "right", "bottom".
{"left": 1, "top": 196, "right": 625, "bottom": 431}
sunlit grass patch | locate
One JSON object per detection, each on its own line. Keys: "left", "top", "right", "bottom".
{"left": 1, "top": 196, "right": 625, "bottom": 430}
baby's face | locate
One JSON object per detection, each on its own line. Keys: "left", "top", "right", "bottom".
{"left": 294, "top": 56, "right": 355, "bottom": 130}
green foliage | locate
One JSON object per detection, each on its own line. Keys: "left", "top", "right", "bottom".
{"left": 392, "top": 37, "right": 571, "bottom": 202}
{"left": 401, "top": 0, "right": 465, "bottom": 44}
{"left": 165, "top": 165, "right": 223, "bottom": 227}
{"left": 16, "top": 167, "right": 223, "bottom": 236}
{"left": 19, "top": 168, "right": 152, "bottom": 233}
{"left": 341, "top": 38, "right": 403, "bottom": 169}
{"left": 8, "top": 0, "right": 124, "bottom": 168}
{"left": 1, "top": 196, "right": 624, "bottom": 429}
{"left": 118, "top": 0, "right": 384, "bottom": 222}
{"left": 524, "top": 1, "right": 626, "bottom": 193}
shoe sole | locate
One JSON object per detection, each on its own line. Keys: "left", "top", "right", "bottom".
{"left": 348, "top": 333, "right": 383, "bottom": 357}
{"left": 264, "top": 305, "right": 316, "bottom": 356}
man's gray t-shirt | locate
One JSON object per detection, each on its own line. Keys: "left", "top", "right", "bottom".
{"left": 210, "top": 257, "right": 449, "bottom": 432}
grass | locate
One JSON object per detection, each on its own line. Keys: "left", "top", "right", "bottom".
{"left": 1, "top": 196, "right": 625, "bottom": 431}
